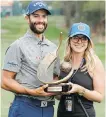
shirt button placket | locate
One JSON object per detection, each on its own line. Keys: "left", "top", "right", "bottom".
{"left": 40, "top": 43, "right": 43, "bottom": 59}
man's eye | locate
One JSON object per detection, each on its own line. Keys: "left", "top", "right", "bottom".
{"left": 33, "top": 15, "right": 38, "bottom": 17}
{"left": 43, "top": 15, "right": 47, "bottom": 17}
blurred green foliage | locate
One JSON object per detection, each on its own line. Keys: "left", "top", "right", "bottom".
{"left": 1, "top": 16, "right": 67, "bottom": 40}
{"left": 1, "top": 16, "right": 105, "bottom": 64}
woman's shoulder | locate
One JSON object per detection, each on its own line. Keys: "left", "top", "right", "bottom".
{"left": 88, "top": 55, "right": 104, "bottom": 78}
{"left": 90, "top": 56, "right": 105, "bottom": 79}
{"left": 95, "top": 56, "right": 104, "bottom": 71}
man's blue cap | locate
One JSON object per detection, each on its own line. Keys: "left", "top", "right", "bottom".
{"left": 26, "top": 1, "right": 51, "bottom": 15}
{"left": 68, "top": 22, "right": 90, "bottom": 40}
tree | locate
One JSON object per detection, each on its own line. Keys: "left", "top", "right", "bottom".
{"left": 12, "top": 1, "right": 22, "bottom": 16}
{"left": 20, "top": 1, "right": 30, "bottom": 10}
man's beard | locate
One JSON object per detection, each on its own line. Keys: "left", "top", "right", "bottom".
{"left": 29, "top": 21, "right": 47, "bottom": 34}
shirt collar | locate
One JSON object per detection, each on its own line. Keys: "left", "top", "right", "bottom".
{"left": 24, "top": 29, "right": 49, "bottom": 46}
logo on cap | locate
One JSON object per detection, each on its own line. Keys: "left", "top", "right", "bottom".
{"left": 78, "top": 24, "right": 85, "bottom": 31}
{"left": 33, "top": 2, "right": 46, "bottom": 7}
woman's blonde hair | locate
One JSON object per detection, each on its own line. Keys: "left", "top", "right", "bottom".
{"left": 63, "top": 38, "right": 97, "bottom": 73}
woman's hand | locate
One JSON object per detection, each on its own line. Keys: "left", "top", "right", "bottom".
{"left": 62, "top": 82, "right": 85, "bottom": 95}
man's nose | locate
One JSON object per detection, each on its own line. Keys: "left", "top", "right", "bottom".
{"left": 38, "top": 16, "right": 44, "bottom": 22}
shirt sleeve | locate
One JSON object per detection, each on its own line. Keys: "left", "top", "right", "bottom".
{"left": 53, "top": 56, "right": 60, "bottom": 76}
{"left": 2, "top": 40, "right": 22, "bottom": 73}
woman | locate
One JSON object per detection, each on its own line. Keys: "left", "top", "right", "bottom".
{"left": 57, "top": 22, "right": 105, "bottom": 117}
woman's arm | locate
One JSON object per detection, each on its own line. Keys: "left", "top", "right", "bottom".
{"left": 64, "top": 58, "right": 105, "bottom": 103}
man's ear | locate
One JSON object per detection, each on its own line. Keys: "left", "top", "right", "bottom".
{"left": 25, "top": 15, "right": 30, "bottom": 24}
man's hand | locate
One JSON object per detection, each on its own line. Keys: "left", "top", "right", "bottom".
{"left": 26, "top": 84, "right": 57, "bottom": 96}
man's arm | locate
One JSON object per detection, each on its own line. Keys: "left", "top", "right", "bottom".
{"left": 1, "top": 70, "right": 55, "bottom": 96}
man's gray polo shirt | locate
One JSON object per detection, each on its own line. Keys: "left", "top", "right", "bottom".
{"left": 3, "top": 30, "right": 60, "bottom": 101}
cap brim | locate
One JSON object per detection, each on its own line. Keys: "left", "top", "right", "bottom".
{"left": 26, "top": 7, "right": 51, "bottom": 15}
{"left": 69, "top": 32, "right": 90, "bottom": 40}
{"left": 42, "top": 8, "right": 51, "bottom": 15}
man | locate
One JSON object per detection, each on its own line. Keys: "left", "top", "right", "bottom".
{"left": 1, "top": 1, "right": 60, "bottom": 117}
